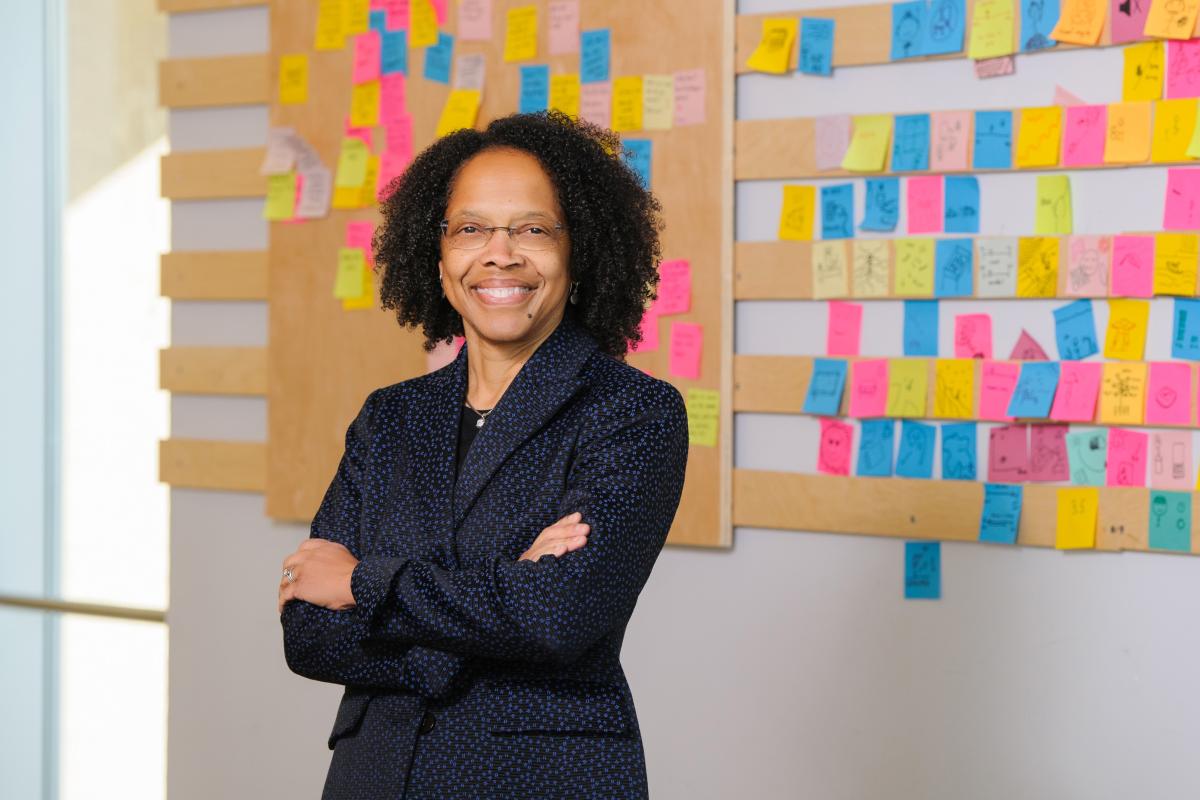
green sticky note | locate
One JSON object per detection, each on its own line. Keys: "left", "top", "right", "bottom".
{"left": 1149, "top": 490, "right": 1192, "bottom": 552}
{"left": 685, "top": 388, "right": 719, "bottom": 447}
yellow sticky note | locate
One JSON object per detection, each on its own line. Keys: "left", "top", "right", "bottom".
{"left": 341, "top": 0, "right": 370, "bottom": 35}
{"left": 1056, "top": 487, "right": 1098, "bottom": 550}
{"left": 968, "top": 0, "right": 1016, "bottom": 59}
{"left": 745, "top": 17, "right": 797, "bottom": 74}
{"left": 1104, "top": 299, "right": 1150, "bottom": 360}
{"left": 1151, "top": 98, "right": 1198, "bottom": 163}
{"left": 841, "top": 114, "right": 893, "bottom": 172}
{"left": 315, "top": 0, "right": 345, "bottom": 50}
{"left": 1187, "top": 107, "right": 1200, "bottom": 158}
{"left": 349, "top": 80, "right": 380, "bottom": 128}
{"left": 342, "top": 266, "right": 375, "bottom": 310}
{"left": 851, "top": 240, "right": 890, "bottom": 298}
{"left": 1015, "top": 107, "right": 1062, "bottom": 168}
{"left": 278, "top": 54, "right": 309, "bottom": 105}
{"left": 894, "top": 239, "right": 936, "bottom": 297}
{"left": 1143, "top": 0, "right": 1200, "bottom": 40}
{"left": 778, "top": 185, "right": 815, "bottom": 241}
{"left": 409, "top": 0, "right": 440, "bottom": 49}
{"left": 934, "top": 359, "right": 975, "bottom": 419}
{"left": 1035, "top": 175, "right": 1072, "bottom": 235}
{"left": 612, "top": 76, "right": 644, "bottom": 133}
{"left": 356, "top": 155, "right": 380, "bottom": 208}
{"left": 1123, "top": 41, "right": 1164, "bottom": 102}
{"left": 1050, "top": 0, "right": 1106, "bottom": 44}
{"left": 435, "top": 88, "right": 481, "bottom": 137}
{"left": 886, "top": 359, "right": 929, "bottom": 418}
{"left": 812, "top": 241, "right": 849, "bottom": 299}
{"left": 504, "top": 5, "right": 539, "bottom": 62}
{"left": 1016, "top": 236, "right": 1060, "bottom": 298}
{"left": 263, "top": 172, "right": 297, "bottom": 221}
{"left": 1098, "top": 361, "right": 1147, "bottom": 424}
{"left": 685, "top": 388, "right": 720, "bottom": 447}
{"left": 549, "top": 74, "right": 581, "bottom": 119}
{"left": 332, "top": 185, "right": 362, "bottom": 210}
{"left": 334, "top": 138, "right": 370, "bottom": 189}
{"left": 642, "top": 74, "right": 674, "bottom": 130}
{"left": 334, "top": 247, "right": 367, "bottom": 299}
{"left": 1153, "top": 233, "right": 1200, "bottom": 295}
{"left": 1104, "top": 101, "right": 1152, "bottom": 164}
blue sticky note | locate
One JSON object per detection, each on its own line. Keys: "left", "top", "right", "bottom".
{"left": 1020, "top": 0, "right": 1059, "bottom": 52}
{"left": 980, "top": 483, "right": 1023, "bottom": 544}
{"left": 423, "top": 32, "right": 453, "bottom": 84}
{"left": 821, "top": 183, "right": 854, "bottom": 239}
{"left": 519, "top": 64, "right": 550, "bottom": 113}
{"left": 934, "top": 239, "right": 974, "bottom": 297}
{"left": 921, "top": 0, "right": 966, "bottom": 56}
{"left": 861, "top": 178, "right": 899, "bottom": 232}
{"left": 905, "top": 541, "right": 941, "bottom": 599}
{"left": 1053, "top": 299, "right": 1099, "bottom": 360}
{"left": 941, "top": 422, "right": 977, "bottom": 480}
{"left": 1007, "top": 362, "right": 1060, "bottom": 418}
{"left": 623, "top": 139, "right": 652, "bottom": 189}
{"left": 891, "top": 1, "right": 927, "bottom": 60}
{"left": 369, "top": 10, "right": 388, "bottom": 32}
{"left": 892, "top": 114, "right": 931, "bottom": 172}
{"left": 1171, "top": 298, "right": 1200, "bottom": 359}
{"left": 580, "top": 29, "right": 611, "bottom": 83}
{"left": 903, "top": 300, "right": 939, "bottom": 357}
{"left": 381, "top": 29, "right": 408, "bottom": 75}
{"left": 943, "top": 176, "right": 980, "bottom": 234}
{"left": 896, "top": 420, "right": 937, "bottom": 479}
{"left": 973, "top": 110, "right": 1013, "bottom": 170}
{"left": 1149, "top": 490, "right": 1192, "bottom": 552}
{"left": 803, "top": 358, "right": 848, "bottom": 416}
{"left": 799, "top": 17, "right": 835, "bottom": 76}
{"left": 857, "top": 419, "right": 896, "bottom": 477}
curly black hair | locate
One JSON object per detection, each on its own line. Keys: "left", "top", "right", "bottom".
{"left": 373, "top": 110, "right": 664, "bottom": 358}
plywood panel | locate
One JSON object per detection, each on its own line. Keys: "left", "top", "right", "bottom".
{"left": 159, "top": 55, "right": 270, "bottom": 108}
{"left": 159, "top": 438, "right": 267, "bottom": 492}
{"left": 160, "top": 346, "right": 268, "bottom": 395}
{"left": 160, "top": 0, "right": 264, "bottom": 10}
{"left": 161, "top": 148, "right": 267, "bottom": 199}
{"left": 160, "top": 250, "right": 268, "bottom": 300}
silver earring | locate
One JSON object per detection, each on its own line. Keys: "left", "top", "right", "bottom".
{"left": 569, "top": 281, "right": 580, "bottom": 305}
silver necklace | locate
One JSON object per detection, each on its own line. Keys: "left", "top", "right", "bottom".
{"left": 464, "top": 399, "right": 495, "bottom": 428}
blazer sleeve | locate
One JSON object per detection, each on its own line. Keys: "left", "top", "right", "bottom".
{"left": 349, "top": 384, "right": 689, "bottom": 666}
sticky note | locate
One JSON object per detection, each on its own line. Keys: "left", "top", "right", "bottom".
{"left": 852, "top": 240, "right": 891, "bottom": 297}
{"left": 923, "top": 0, "right": 967, "bottom": 55}
{"left": 504, "top": 5, "right": 538, "bottom": 62}
{"left": 895, "top": 238, "right": 936, "bottom": 296}
{"left": 1150, "top": 431, "right": 1193, "bottom": 489}
{"left": 1050, "top": 0, "right": 1106, "bottom": 43}
{"left": 977, "top": 238, "right": 1019, "bottom": 297}
{"left": 940, "top": 422, "right": 977, "bottom": 479}
{"left": 862, "top": 178, "right": 900, "bottom": 232}
{"left": 548, "top": 73, "right": 581, "bottom": 118}
{"left": 611, "top": 76, "right": 643, "bottom": 132}
{"left": 1099, "top": 361, "right": 1148, "bottom": 424}
{"left": 904, "top": 541, "right": 941, "bottom": 599}
{"left": 858, "top": 419, "right": 896, "bottom": 476}
{"left": 547, "top": 0, "right": 579, "bottom": 55}
{"left": 1011, "top": 329, "right": 1050, "bottom": 360}
{"left": 278, "top": 54, "right": 309, "bottom": 105}
{"left": 805, "top": 358, "right": 849, "bottom": 415}
{"left": 850, "top": 359, "right": 889, "bottom": 417}
{"left": 896, "top": 420, "right": 937, "bottom": 478}
{"left": 1146, "top": 361, "right": 1192, "bottom": 425}
{"left": 841, "top": 115, "right": 893, "bottom": 172}
{"left": 779, "top": 185, "right": 816, "bottom": 241}
{"left": 380, "top": 73, "right": 408, "bottom": 123}
{"left": 892, "top": 114, "right": 931, "bottom": 171}
{"left": 980, "top": 483, "right": 1023, "bottom": 543}
{"left": 1166, "top": 39, "right": 1200, "bottom": 99}
{"left": 342, "top": 0, "right": 370, "bottom": 34}
{"left": 1165, "top": 168, "right": 1200, "bottom": 231}
{"left": 1015, "top": 107, "right": 1063, "bottom": 167}
{"left": 335, "top": 137, "right": 370, "bottom": 188}
{"left": 1008, "top": 362, "right": 1060, "bottom": 418}
{"left": 812, "top": 242, "right": 849, "bottom": 298}
{"left": 642, "top": 74, "right": 674, "bottom": 130}
{"left": 1035, "top": 176, "right": 1072, "bottom": 235}
{"left": 1112, "top": 0, "right": 1152, "bottom": 42}
{"left": 815, "top": 115, "right": 853, "bottom": 170}
{"left": 673, "top": 68, "right": 706, "bottom": 126}
{"left": 944, "top": 176, "right": 980, "bottom": 233}
{"left": 954, "top": 314, "right": 992, "bottom": 359}
{"left": 1016, "top": 236, "right": 1059, "bottom": 298}
{"left": 930, "top": 111, "right": 972, "bottom": 171}
{"left": 623, "top": 139, "right": 652, "bottom": 189}
{"left": 457, "top": 0, "right": 493, "bottom": 41}
{"left": 580, "top": 29, "right": 611, "bottom": 83}
{"left": 989, "top": 424, "right": 1029, "bottom": 481}
{"left": 1122, "top": 40, "right": 1164, "bottom": 101}
{"left": 434, "top": 89, "right": 481, "bottom": 137}
{"left": 1066, "top": 429, "right": 1107, "bottom": 485}
{"left": 295, "top": 165, "right": 332, "bottom": 219}
{"left": 518, "top": 65, "right": 550, "bottom": 113}
{"left": 685, "top": 388, "right": 719, "bottom": 447}
{"left": 934, "top": 359, "right": 976, "bottom": 419}
{"left": 348, "top": 79, "right": 381, "bottom": 127}
{"left": 821, "top": 184, "right": 854, "bottom": 240}
{"left": 1061, "top": 105, "right": 1107, "bottom": 166}
{"left": 903, "top": 300, "right": 939, "bottom": 357}
{"left": 1064, "top": 236, "right": 1111, "bottom": 297}
{"left": 887, "top": 359, "right": 929, "bottom": 417}
{"left": 1111, "top": 235, "right": 1155, "bottom": 297}
{"left": 315, "top": 0, "right": 345, "bottom": 50}
{"left": 907, "top": 176, "right": 944, "bottom": 234}
{"left": 799, "top": 17, "right": 835, "bottom": 76}
{"left": 935, "top": 239, "right": 973, "bottom": 297}
{"left": 1144, "top": 0, "right": 1200, "bottom": 40}
{"left": 973, "top": 110, "right": 1013, "bottom": 169}
{"left": 891, "top": 1, "right": 927, "bottom": 60}
{"left": 1050, "top": 361, "right": 1102, "bottom": 421}
{"left": 1154, "top": 233, "right": 1200, "bottom": 295}
{"left": 1172, "top": 298, "right": 1200, "bottom": 358}
{"left": 409, "top": 0, "right": 440, "bottom": 48}
{"left": 746, "top": 17, "right": 798, "bottom": 74}
{"left": 1020, "top": 0, "right": 1059, "bottom": 49}
{"left": 352, "top": 31, "right": 381, "bottom": 85}
{"left": 630, "top": 307, "right": 658, "bottom": 352}
{"left": 667, "top": 321, "right": 702, "bottom": 379}
{"left": 1148, "top": 490, "right": 1192, "bottom": 551}
{"left": 1056, "top": 486, "right": 1098, "bottom": 549}
{"left": 1107, "top": 427, "right": 1148, "bottom": 486}
{"left": 420, "top": 32, "right": 453, "bottom": 84}
{"left": 1104, "top": 101, "right": 1152, "bottom": 163}
{"left": 334, "top": 247, "right": 367, "bottom": 299}
{"left": 1052, "top": 299, "right": 1098, "bottom": 360}
{"left": 1104, "top": 299, "right": 1150, "bottom": 360}
{"left": 1153, "top": 102, "right": 1199, "bottom": 164}
{"left": 264, "top": 172, "right": 298, "bottom": 220}
{"left": 655, "top": 259, "right": 691, "bottom": 316}
{"left": 1028, "top": 424, "right": 1070, "bottom": 481}
{"left": 818, "top": 418, "right": 855, "bottom": 475}
{"left": 969, "top": 0, "right": 1015, "bottom": 59}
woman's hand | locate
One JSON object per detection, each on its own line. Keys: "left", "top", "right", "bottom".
{"left": 519, "top": 511, "right": 590, "bottom": 562}
{"left": 278, "top": 538, "right": 360, "bottom": 615}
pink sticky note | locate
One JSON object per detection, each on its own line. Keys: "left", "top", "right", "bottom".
{"left": 1164, "top": 168, "right": 1200, "bottom": 231}
{"left": 1049, "top": 361, "right": 1102, "bottom": 421}
{"left": 818, "top": 418, "right": 854, "bottom": 476}
{"left": 1149, "top": 430, "right": 1193, "bottom": 489}
{"left": 814, "top": 115, "right": 852, "bottom": 171}
{"left": 378, "top": 150, "right": 409, "bottom": 200}
{"left": 1110, "top": 235, "right": 1155, "bottom": 297}
{"left": 630, "top": 309, "right": 658, "bottom": 352}
{"left": 827, "top": 301, "right": 863, "bottom": 356}
{"left": 1053, "top": 85, "right": 1087, "bottom": 106}
{"left": 907, "top": 176, "right": 944, "bottom": 234}
{"left": 345, "top": 116, "right": 373, "bottom": 146}
{"left": 1065, "top": 236, "right": 1111, "bottom": 297}
{"left": 547, "top": 0, "right": 580, "bottom": 54}
{"left": 1061, "top": 105, "right": 1107, "bottom": 167}
{"left": 668, "top": 321, "right": 702, "bottom": 379}
{"left": 1146, "top": 361, "right": 1193, "bottom": 426}
{"left": 1110, "top": 0, "right": 1150, "bottom": 44}
{"left": 353, "top": 31, "right": 382, "bottom": 85}
{"left": 930, "top": 111, "right": 971, "bottom": 171}
{"left": 673, "top": 68, "right": 706, "bottom": 127}
{"left": 431, "top": 0, "right": 447, "bottom": 24}
{"left": 580, "top": 82, "right": 612, "bottom": 128}
{"left": 954, "top": 314, "right": 993, "bottom": 359}
{"left": 345, "top": 221, "right": 375, "bottom": 265}
{"left": 1106, "top": 428, "right": 1148, "bottom": 487}
{"left": 1010, "top": 330, "right": 1049, "bottom": 360}
{"left": 1028, "top": 424, "right": 1071, "bottom": 482}
{"left": 380, "top": 0, "right": 409, "bottom": 30}
{"left": 380, "top": 73, "right": 408, "bottom": 125}
{"left": 457, "top": 0, "right": 493, "bottom": 41}
{"left": 1166, "top": 39, "right": 1200, "bottom": 100}
{"left": 980, "top": 361, "right": 1020, "bottom": 421}
{"left": 988, "top": 424, "right": 1029, "bottom": 483}
{"left": 975, "top": 56, "right": 1015, "bottom": 79}
{"left": 385, "top": 114, "right": 413, "bottom": 158}
{"left": 849, "top": 359, "right": 888, "bottom": 417}
{"left": 655, "top": 259, "right": 691, "bottom": 315}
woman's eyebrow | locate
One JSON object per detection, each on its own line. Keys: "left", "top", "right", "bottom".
{"left": 448, "top": 208, "right": 557, "bottom": 221}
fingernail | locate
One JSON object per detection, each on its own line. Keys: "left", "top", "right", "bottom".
{"left": 575, "top": 524, "right": 589, "bottom": 533}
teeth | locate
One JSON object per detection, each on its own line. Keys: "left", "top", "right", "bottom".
{"left": 475, "top": 286, "right": 532, "bottom": 297}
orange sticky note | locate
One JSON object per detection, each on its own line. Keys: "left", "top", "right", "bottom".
{"left": 1151, "top": 99, "right": 1198, "bottom": 163}
{"left": 1050, "top": 0, "right": 1106, "bottom": 45}
{"left": 1143, "top": 0, "right": 1200, "bottom": 40}
{"left": 778, "top": 185, "right": 815, "bottom": 241}
{"left": 1015, "top": 107, "right": 1062, "bottom": 168}
{"left": 1098, "top": 361, "right": 1148, "bottom": 424}
{"left": 1154, "top": 233, "right": 1200, "bottom": 295}
{"left": 1056, "top": 487, "right": 1098, "bottom": 549}
{"left": 1104, "top": 101, "right": 1153, "bottom": 164}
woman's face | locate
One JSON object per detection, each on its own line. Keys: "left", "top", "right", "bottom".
{"left": 438, "top": 147, "right": 571, "bottom": 350}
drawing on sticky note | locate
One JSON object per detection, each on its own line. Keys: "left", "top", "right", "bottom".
{"left": 895, "top": 239, "right": 935, "bottom": 296}
{"left": 954, "top": 314, "right": 992, "bottom": 359}
{"left": 1107, "top": 427, "right": 1148, "bottom": 487}
{"left": 1017, "top": 237, "right": 1059, "bottom": 297}
{"left": 1066, "top": 235, "right": 1110, "bottom": 296}
{"left": 1099, "top": 362, "right": 1148, "bottom": 424}
{"left": 934, "top": 359, "right": 975, "bottom": 418}
{"left": 852, "top": 241, "right": 891, "bottom": 297}
{"left": 941, "top": 422, "right": 977, "bottom": 479}
{"left": 1066, "top": 430, "right": 1107, "bottom": 485}
{"left": 977, "top": 238, "right": 1018, "bottom": 296}
{"left": 818, "top": 418, "right": 854, "bottom": 475}
{"left": 857, "top": 419, "right": 895, "bottom": 476}
{"left": 988, "top": 425, "right": 1030, "bottom": 482}
{"left": 1029, "top": 424, "right": 1070, "bottom": 481}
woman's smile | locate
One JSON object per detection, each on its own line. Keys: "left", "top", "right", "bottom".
{"left": 470, "top": 279, "right": 538, "bottom": 306}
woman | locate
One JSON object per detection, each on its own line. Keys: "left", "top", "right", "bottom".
{"left": 278, "top": 110, "right": 689, "bottom": 799}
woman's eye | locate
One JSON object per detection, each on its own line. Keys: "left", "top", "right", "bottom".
{"left": 522, "top": 226, "right": 547, "bottom": 236}
{"left": 458, "top": 225, "right": 480, "bottom": 234}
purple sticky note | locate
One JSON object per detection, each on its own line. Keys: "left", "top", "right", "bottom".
{"left": 827, "top": 301, "right": 863, "bottom": 356}
{"left": 1146, "top": 361, "right": 1193, "bottom": 426}
{"left": 1107, "top": 427, "right": 1148, "bottom": 487}
{"left": 907, "top": 176, "right": 944, "bottom": 234}
{"left": 1149, "top": 430, "right": 1193, "bottom": 490}
{"left": 1029, "top": 424, "right": 1071, "bottom": 482}
{"left": 353, "top": 31, "right": 382, "bottom": 84}
{"left": 954, "top": 314, "right": 993, "bottom": 359}
{"left": 668, "top": 322, "right": 702, "bottom": 378}
{"left": 815, "top": 115, "right": 853, "bottom": 171}
{"left": 980, "top": 361, "right": 1020, "bottom": 421}
{"left": 1166, "top": 39, "right": 1200, "bottom": 100}
{"left": 1049, "top": 361, "right": 1102, "bottom": 422}
{"left": 1110, "top": 0, "right": 1151, "bottom": 44}
{"left": 1061, "top": 105, "right": 1107, "bottom": 167}
{"left": 655, "top": 259, "right": 691, "bottom": 315}
{"left": 1165, "top": 169, "right": 1200, "bottom": 231}
{"left": 849, "top": 359, "right": 889, "bottom": 417}
{"left": 1010, "top": 330, "right": 1050, "bottom": 360}
{"left": 988, "top": 424, "right": 1029, "bottom": 483}
{"left": 1110, "top": 235, "right": 1155, "bottom": 297}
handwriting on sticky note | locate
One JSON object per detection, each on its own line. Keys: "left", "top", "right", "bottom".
{"left": 934, "top": 359, "right": 975, "bottom": 418}
{"left": 1099, "top": 361, "right": 1148, "bottom": 424}
{"left": 1050, "top": 361, "right": 1102, "bottom": 421}
{"left": 841, "top": 115, "right": 893, "bottom": 172}
{"left": 862, "top": 178, "right": 900, "bottom": 232}
{"left": 856, "top": 419, "right": 894, "bottom": 476}
{"left": 980, "top": 483, "right": 1022, "bottom": 543}
{"left": 673, "top": 68, "right": 705, "bottom": 126}
{"left": 1016, "top": 107, "right": 1062, "bottom": 168}
{"left": 969, "top": 0, "right": 1015, "bottom": 59}
{"left": 825, "top": 302, "right": 862, "bottom": 359}
{"left": 821, "top": 184, "right": 854, "bottom": 240}
{"left": 896, "top": 420, "right": 937, "bottom": 478}
{"left": 547, "top": 0, "right": 579, "bottom": 55}
{"left": 977, "top": 237, "right": 1018, "bottom": 297}
{"left": 818, "top": 418, "right": 854, "bottom": 475}
{"left": 655, "top": 259, "right": 690, "bottom": 316}
{"left": 805, "top": 358, "right": 849, "bottom": 416}
{"left": 611, "top": 76, "right": 643, "bottom": 132}
{"left": 974, "top": 110, "right": 1013, "bottom": 169}
{"left": 504, "top": 5, "right": 539, "bottom": 61}
{"left": 1144, "top": 0, "right": 1200, "bottom": 40}
{"left": 1111, "top": 235, "right": 1155, "bottom": 297}
{"left": 812, "top": 242, "right": 849, "bottom": 299}
{"left": 1104, "top": 101, "right": 1153, "bottom": 164}
{"left": 904, "top": 541, "right": 941, "bottom": 599}
{"left": 1062, "top": 105, "right": 1107, "bottom": 166}
{"left": 954, "top": 314, "right": 992, "bottom": 359}
{"left": 891, "top": 1, "right": 926, "bottom": 60}
{"left": 1010, "top": 329, "right": 1049, "bottom": 360}
{"left": 1149, "top": 490, "right": 1192, "bottom": 551}
{"left": 334, "top": 247, "right": 367, "bottom": 299}
{"left": 335, "top": 137, "right": 370, "bottom": 188}
{"left": 943, "top": 176, "right": 979, "bottom": 234}
{"left": 1123, "top": 41, "right": 1164, "bottom": 101}
{"left": 643, "top": 74, "right": 674, "bottom": 130}
{"left": 668, "top": 322, "right": 702, "bottom": 379}
{"left": 989, "top": 424, "right": 1029, "bottom": 482}
{"left": 279, "top": 54, "right": 309, "bottom": 104}
{"left": 895, "top": 238, "right": 936, "bottom": 296}
{"left": 435, "top": 88, "right": 481, "bottom": 137}
{"left": 935, "top": 239, "right": 974, "bottom": 297}
{"left": 931, "top": 111, "right": 971, "bottom": 171}
{"left": 1164, "top": 168, "right": 1200, "bottom": 231}
{"left": 1053, "top": 299, "right": 1098, "bottom": 360}
{"left": 685, "top": 388, "right": 720, "bottom": 447}
{"left": 264, "top": 172, "right": 298, "bottom": 221}
{"left": 457, "top": 0, "right": 493, "bottom": 41}
{"left": 903, "top": 300, "right": 939, "bottom": 357}
{"left": 1172, "top": 298, "right": 1200, "bottom": 358}
{"left": 815, "top": 114, "right": 853, "bottom": 170}
{"left": 849, "top": 359, "right": 889, "bottom": 418}
{"left": 980, "top": 361, "right": 1019, "bottom": 420}
{"left": 1154, "top": 233, "right": 1200, "bottom": 295}
{"left": 799, "top": 17, "right": 836, "bottom": 76}
{"left": 1035, "top": 175, "right": 1072, "bottom": 235}
{"left": 1050, "top": 0, "right": 1106, "bottom": 44}
{"left": 893, "top": 114, "right": 931, "bottom": 171}
{"left": 1056, "top": 487, "right": 1098, "bottom": 549}
{"left": 887, "top": 359, "right": 929, "bottom": 417}
{"left": 580, "top": 29, "right": 611, "bottom": 83}
{"left": 1167, "top": 39, "right": 1200, "bottom": 100}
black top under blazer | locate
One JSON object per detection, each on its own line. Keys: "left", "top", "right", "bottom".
{"left": 281, "top": 311, "right": 690, "bottom": 799}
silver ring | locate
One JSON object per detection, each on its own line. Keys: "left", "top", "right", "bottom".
{"left": 282, "top": 567, "right": 296, "bottom": 584}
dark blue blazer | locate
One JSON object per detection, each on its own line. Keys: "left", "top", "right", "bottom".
{"left": 281, "top": 312, "right": 689, "bottom": 799}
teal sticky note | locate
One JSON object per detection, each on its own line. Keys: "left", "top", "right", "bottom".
{"left": 934, "top": 239, "right": 973, "bottom": 297}
{"left": 857, "top": 419, "right": 895, "bottom": 476}
{"left": 891, "top": 1, "right": 927, "bottom": 60}
{"left": 921, "top": 0, "right": 966, "bottom": 56}
{"left": 803, "top": 358, "right": 848, "bottom": 416}
{"left": 1053, "top": 299, "right": 1099, "bottom": 360}
{"left": 821, "top": 183, "right": 854, "bottom": 239}
{"left": 519, "top": 64, "right": 550, "bottom": 113}
{"left": 903, "top": 299, "right": 939, "bottom": 356}
{"left": 580, "top": 29, "right": 611, "bottom": 83}
{"left": 1065, "top": 429, "right": 1107, "bottom": 485}
{"left": 973, "top": 110, "right": 1012, "bottom": 170}
{"left": 979, "top": 483, "right": 1022, "bottom": 544}
{"left": 892, "top": 114, "right": 931, "bottom": 171}
{"left": 423, "top": 32, "right": 453, "bottom": 84}
{"left": 1149, "top": 490, "right": 1192, "bottom": 552}
{"left": 1171, "top": 298, "right": 1200, "bottom": 359}
{"left": 382, "top": 28, "right": 408, "bottom": 75}
{"left": 799, "top": 17, "right": 835, "bottom": 76}
{"left": 943, "top": 176, "right": 979, "bottom": 234}
{"left": 896, "top": 420, "right": 936, "bottom": 479}
{"left": 905, "top": 541, "right": 941, "bottom": 599}
{"left": 861, "top": 178, "right": 899, "bottom": 232}
{"left": 1020, "top": 0, "right": 1059, "bottom": 51}
{"left": 1007, "top": 362, "right": 1060, "bottom": 418}
{"left": 941, "top": 422, "right": 976, "bottom": 480}
{"left": 623, "top": 139, "right": 652, "bottom": 189}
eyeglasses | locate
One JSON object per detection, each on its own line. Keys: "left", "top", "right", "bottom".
{"left": 439, "top": 220, "right": 565, "bottom": 252}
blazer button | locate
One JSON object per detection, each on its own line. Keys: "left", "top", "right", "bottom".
{"left": 418, "top": 710, "right": 436, "bottom": 735}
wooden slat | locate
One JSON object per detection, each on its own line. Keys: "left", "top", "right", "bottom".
{"left": 159, "top": 439, "right": 266, "bottom": 492}
{"left": 159, "top": 55, "right": 270, "bottom": 108}
{"left": 161, "top": 148, "right": 267, "bottom": 199}
{"left": 158, "top": 0, "right": 266, "bottom": 13}
{"left": 160, "top": 346, "right": 267, "bottom": 395}
{"left": 161, "top": 251, "right": 268, "bottom": 300}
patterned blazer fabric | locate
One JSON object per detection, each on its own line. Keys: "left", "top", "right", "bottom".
{"left": 280, "top": 313, "right": 690, "bottom": 799}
